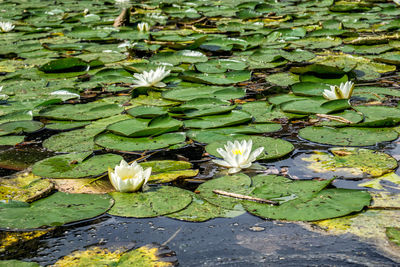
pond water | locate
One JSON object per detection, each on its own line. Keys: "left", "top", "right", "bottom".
{"left": 1, "top": 0, "right": 400, "bottom": 266}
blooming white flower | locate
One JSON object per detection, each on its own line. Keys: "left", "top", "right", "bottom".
{"left": 118, "top": 41, "right": 137, "bottom": 49}
{"left": 50, "top": 90, "right": 80, "bottom": 98}
{"left": 132, "top": 66, "right": 171, "bottom": 88}
{"left": 212, "top": 140, "right": 264, "bottom": 174}
{"left": 0, "top": 22, "right": 14, "bottom": 32}
{"left": 181, "top": 50, "right": 204, "bottom": 57}
{"left": 137, "top": 22, "right": 150, "bottom": 32}
{"left": 322, "top": 81, "right": 355, "bottom": 100}
{"left": 109, "top": 160, "right": 151, "bottom": 193}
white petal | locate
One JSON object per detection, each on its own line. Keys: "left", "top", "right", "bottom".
{"left": 212, "top": 159, "right": 233, "bottom": 168}
{"left": 322, "top": 89, "right": 337, "bottom": 100}
{"left": 216, "top": 147, "right": 229, "bottom": 159}
{"left": 228, "top": 167, "right": 242, "bottom": 174}
{"left": 248, "top": 147, "right": 264, "bottom": 162}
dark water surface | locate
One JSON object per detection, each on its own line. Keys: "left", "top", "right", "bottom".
{"left": 2, "top": 213, "right": 399, "bottom": 266}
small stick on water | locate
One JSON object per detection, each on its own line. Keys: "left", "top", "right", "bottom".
{"left": 162, "top": 227, "right": 182, "bottom": 246}
{"left": 316, "top": 114, "right": 353, "bottom": 124}
{"left": 212, "top": 190, "right": 279, "bottom": 205}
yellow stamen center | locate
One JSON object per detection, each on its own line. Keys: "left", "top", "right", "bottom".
{"left": 232, "top": 149, "right": 243, "bottom": 155}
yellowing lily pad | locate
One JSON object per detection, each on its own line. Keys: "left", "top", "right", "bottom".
{"left": 314, "top": 210, "right": 400, "bottom": 241}
{"left": 0, "top": 230, "right": 51, "bottom": 253}
{"left": 117, "top": 244, "right": 177, "bottom": 266}
{"left": 53, "top": 244, "right": 177, "bottom": 267}
{"left": 0, "top": 171, "right": 54, "bottom": 202}
{"left": 301, "top": 148, "right": 397, "bottom": 178}
{"left": 140, "top": 160, "right": 199, "bottom": 184}
{"left": 53, "top": 247, "right": 122, "bottom": 267}
{"left": 358, "top": 172, "right": 400, "bottom": 190}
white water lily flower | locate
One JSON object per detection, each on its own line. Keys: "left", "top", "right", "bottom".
{"left": 118, "top": 41, "right": 137, "bottom": 49}
{"left": 132, "top": 66, "right": 171, "bottom": 88}
{"left": 212, "top": 140, "right": 264, "bottom": 174}
{"left": 137, "top": 22, "right": 150, "bottom": 32}
{"left": 181, "top": 50, "right": 204, "bottom": 57}
{"left": 0, "top": 22, "right": 14, "bottom": 32}
{"left": 322, "top": 81, "right": 355, "bottom": 100}
{"left": 109, "top": 160, "right": 151, "bottom": 193}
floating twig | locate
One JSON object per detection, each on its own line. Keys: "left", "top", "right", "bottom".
{"left": 316, "top": 113, "right": 353, "bottom": 124}
{"left": 212, "top": 190, "right": 279, "bottom": 205}
{"left": 162, "top": 227, "right": 182, "bottom": 246}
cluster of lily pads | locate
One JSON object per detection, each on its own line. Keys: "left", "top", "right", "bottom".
{"left": 1, "top": 0, "right": 400, "bottom": 262}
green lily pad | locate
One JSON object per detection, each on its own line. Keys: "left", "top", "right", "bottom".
{"left": 108, "top": 186, "right": 192, "bottom": 218}
{"left": 0, "top": 192, "right": 113, "bottom": 229}
{"left": 195, "top": 59, "right": 247, "bottom": 73}
{"left": 170, "top": 98, "right": 235, "bottom": 118}
{"left": 95, "top": 132, "right": 186, "bottom": 152}
{"left": 39, "top": 102, "right": 124, "bottom": 121}
{"left": 32, "top": 152, "right": 123, "bottom": 179}
{"left": 45, "top": 120, "right": 90, "bottom": 131}
{"left": 150, "top": 50, "right": 208, "bottom": 65}
{"left": 167, "top": 192, "right": 244, "bottom": 222}
{"left": 266, "top": 72, "right": 300, "bottom": 87}
{"left": 0, "top": 120, "right": 43, "bottom": 134}
{"left": 162, "top": 85, "right": 245, "bottom": 101}
{"left": 39, "top": 58, "right": 88, "bottom": 73}
{"left": 290, "top": 37, "right": 342, "bottom": 49}
{"left": 43, "top": 115, "right": 130, "bottom": 152}
{"left": 315, "top": 110, "right": 364, "bottom": 127}
{"left": 184, "top": 110, "right": 252, "bottom": 129}
{"left": 43, "top": 128, "right": 103, "bottom": 152}
{"left": 181, "top": 70, "right": 251, "bottom": 85}
{"left": 301, "top": 148, "right": 398, "bottom": 178}
{"left": 240, "top": 101, "right": 306, "bottom": 122}
{"left": 0, "top": 136, "right": 25, "bottom": 146}
{"left": 107, "top": 115, "right": 183, "bottom": 137}
{"left": 374, "top": 52, "right": 400, "bottom": 65}
{"left": 353, "top": 106, "right": 400, "bottom": 127}
{"left": 187, "top": 123, "right": 282, "bottom": 143}
{"left": 196, "top": 174, "right": 252, "bottom": 210}
{"left": 206, "top": 136, "right": 294, "bottom": 161}
{"left": 299, "top": 126, "right": 399, "bottom": 146}
{"left": 126, "top": 106, "right": 168, "bottom": 118}
{"left": 0, "top": 260, "right": 40, "bottom": 267}
{"left": 244, "top": 175, "right": 371, "bottom": 221}
{"left": 386, "top": 227, "right": 400, "bottom": 247}
{"left": 281, "top": 98, "right": 350, "bottom": 115}
{"left": 291, "top": 82, "right": 332, "bottom": 97}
